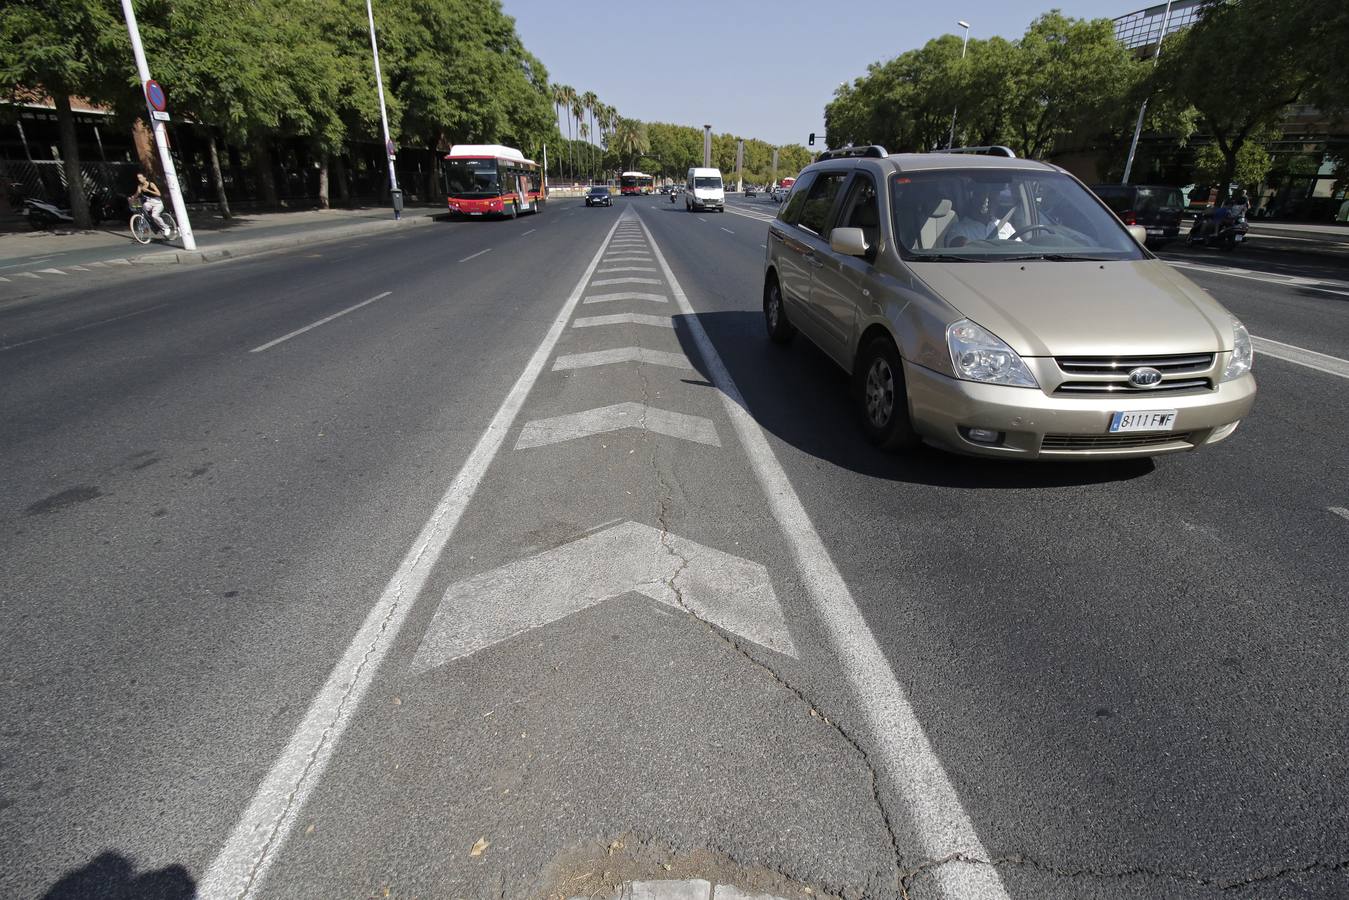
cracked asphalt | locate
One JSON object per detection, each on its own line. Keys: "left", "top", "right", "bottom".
{"left": 1, "top": 195, "right": 1347, "bottom": 899}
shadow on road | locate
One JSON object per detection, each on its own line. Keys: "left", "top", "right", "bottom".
{"left": 673, "top": 310, "right": 1155, "bottom": 489}
{"left": 40, "top": 850, "right": 194, "bottom": 900}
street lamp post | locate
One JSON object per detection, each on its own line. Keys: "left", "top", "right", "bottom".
{"left": 703, "top": 125, "right": 712, "bottom": 169}
{"left": 1122, "top": 0, "right": 1175, "bottom": 184}
{"left": 365, "top": 0, "right": 400, "bottom": 219}
{"left": 118, "top": 0, "right": 195, "bottom": 250}
{"left": 946, "top": 20, "right": 971, "bottom": 150}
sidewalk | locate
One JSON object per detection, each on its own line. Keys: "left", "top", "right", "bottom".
{"left": 0, "top": 204, "right": 442, "bottom": 280}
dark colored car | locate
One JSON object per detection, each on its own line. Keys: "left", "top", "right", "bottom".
{"left": 1090, "top": 184, "right": 1185, "bottom": 247}
{"left": 744, "top": 186, "right": 756, "bottom": 197}
{"left": 585, "top": 186, "right": 613, "bottom": 207}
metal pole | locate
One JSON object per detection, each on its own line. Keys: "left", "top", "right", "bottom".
{"left": 119, "top": 0, "right": 195, "bottom": 249}
{"left": 1122, "top": 0, "right": 1174, "bottom": 184}
{"left": 771, "top": 147, "right": 779, "bottom": 188}
{"left": 542, "top": 143, "right": 548, "bottom": 196}
{"left": 947, "top": 21, "right": 971, "bottom": 150}
{"left": 365, "top": 0, "right": 399, "bottom": 218}
{"left": 703, "top": 125, "right": 712, "bottom": 169}
{"left": 735, "top": 139, "right": 744, "bottom": 192}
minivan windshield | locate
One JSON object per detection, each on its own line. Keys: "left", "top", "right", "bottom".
{"left": 892, "top": 170, "right": 1144, "bottom": 261}
{"left": 695, "top": 177, "right": 722, "bottom": 190}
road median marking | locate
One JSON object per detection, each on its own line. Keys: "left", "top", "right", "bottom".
{"left": 409, "top": 521, "right": 795, "bottom": 674}
{"left": 583, "top": 291, "right": 668, "bottom": 305}
{"left": 552, "top": 347, "right": 694, "bottom": 372}
{"left": 1252, "top": 336, "right": 1349, "bottom": 380}
{"left": 201, "top": 210, "right": 631, "bottom": 900}
{"left": 634, "top": 210, "right": 1012, "bottom": 900}
{"left": 249, "top": 291, "right": 392, "bottom": 353}
{"left": 591, "top": 277, "right": 662, "bottom": 287}
{"left": 573, "top": 313, "right": 673, "bottom": 329}
{"left": 458, "top": 248, "right": 492, "bottom": 263}
{"left": 515, "top": 402, "right": 720, "bottom": 449}
{"left": 1329, "top": 507, "right": 1349, "bottom": 522}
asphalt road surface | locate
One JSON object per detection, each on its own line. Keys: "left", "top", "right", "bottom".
{"left": 2, "top": 194, "right": 1347, "bottom": 900}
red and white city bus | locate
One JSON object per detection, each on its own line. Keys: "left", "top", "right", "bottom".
{"left": 442, "top": 144, "right": 545, "bottom": 218}
{"left": 619, "top": 172, "right": 654, "bottom": 195}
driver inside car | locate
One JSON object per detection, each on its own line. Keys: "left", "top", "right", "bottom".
{"left": 944, "top": 183, "right": 1017, "bottom": 247}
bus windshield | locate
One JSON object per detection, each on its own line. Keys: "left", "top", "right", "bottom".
{"left": 444, "top": 159, "right": 499, "bottom": 198}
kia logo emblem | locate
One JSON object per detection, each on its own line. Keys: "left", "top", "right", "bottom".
{"left": 1128, "top": 366, "right": 1163, "bottom": 387}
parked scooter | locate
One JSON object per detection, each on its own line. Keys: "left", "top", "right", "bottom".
{"left": 1187, "top": 206, "right": 1248, "bottom": 251}
{"left": 21, "top": 196, "right": 75, "bottom": 230}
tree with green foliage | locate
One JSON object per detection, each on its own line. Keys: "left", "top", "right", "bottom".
{"left": 0, "top": 0, "right": 126, "bottom": 227}
{"left": 1152, "top": 0, "right": 1320, "bottom": 201}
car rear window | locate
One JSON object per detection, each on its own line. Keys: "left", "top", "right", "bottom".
{"left": 1135, "top": 187, "right": 1183, "bottom": 211}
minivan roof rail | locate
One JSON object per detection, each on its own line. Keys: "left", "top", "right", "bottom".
{"left": 815, "top": 145, "right": 888, "bottom": 161}
{"left": 942, "top": 145, "right": 1017, "bottom": 158}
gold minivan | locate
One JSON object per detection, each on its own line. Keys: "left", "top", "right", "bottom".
{"left": 763, "top": 148, "right": 1255, "bottom": 459}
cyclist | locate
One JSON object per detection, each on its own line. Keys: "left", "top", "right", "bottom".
{"left": 131, "top": 172, "right": 172, "bottom": 237}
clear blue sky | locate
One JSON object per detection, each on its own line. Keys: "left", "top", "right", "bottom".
{"left": 505, "top": 0, "right": 1135, "bottom": 148}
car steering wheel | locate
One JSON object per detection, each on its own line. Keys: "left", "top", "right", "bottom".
{"left": 1008, "top": 224, "right": 1057, "bottom": 241}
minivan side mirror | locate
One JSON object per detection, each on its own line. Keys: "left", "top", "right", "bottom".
{"left": 830, "top": 226, "right": 869, "bottom": 257}
{"left": 1126, "top": 224, "right": 1148, "bottom": 245}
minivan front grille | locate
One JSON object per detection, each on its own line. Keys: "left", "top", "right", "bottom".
{"left": 1055, "top": 353, "right": 1214, "bottom": 375}
{"left": 1041, "top": 432, "right": 1194, "bottom": 451}
{"left": 1051, "top": 353, "right": 1216, "bottom": 396}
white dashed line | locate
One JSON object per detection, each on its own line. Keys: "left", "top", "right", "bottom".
{"left": 458, "top": 248, "right": 492, "bottom": 263}
{"left": 522, "top": 229, "right": 535, "bottom": 236}
{"left": 721, "top": 227, "right": 735, "bottom": 234}
{"left": 1329, "top": 507, "right": 1349, "bottom": 522}
{"left": 249, "top": 292, "right": 392, "bottom": 353}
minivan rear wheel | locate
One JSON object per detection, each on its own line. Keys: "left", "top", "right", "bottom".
{"left": 763, "top": 275, "right": 795, "bottom": 344}
{"left": 854, "top": 336, "right": 920, "bottom": 450}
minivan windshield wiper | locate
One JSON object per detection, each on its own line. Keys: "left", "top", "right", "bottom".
{"left": 999, "top": 253, "right": 1115, "bottom": 261}
{"left": 910, "top": 254, "right": 993, "bottom": 262}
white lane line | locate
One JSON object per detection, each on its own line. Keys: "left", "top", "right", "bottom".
{"left": 16, "top": 272, "right": 39, "bottom": 279}
{"left": 721, "top": 227, "right": 735, "bottom": 235}
{"left": 87, "top": 261, "right": 108, "bottom": 268}
{"left": 249, "top": 292, "right": 393, "bottom": 354}
{"left": 637, "top": 212, "right": 1012, "bottom": 900}
{"left": 1168, "top": 260, "right": 1349, "bottom": 297}
{"left": 37, "top": 268, "right": 67, "bottom": 275}
{"left": 723, "top": 206, "right": 777, "bottom": 224}
{"left": 760, "top": 244, "right": 767, "bottom": 249}
{"left": 522, "top": 229, "right": 535, "bottom": 236}
{"left": 697, "top": 217, "right": 708, "bottom": 223}
{"left": 201, "top": 210, "right": 631, "bottom": 900}
{"left": 573, "top": 313, "right": 673, "bottom": 329}
{"left": 583, "top": 291, "right": 668, "bottom": 305}
{"left": 604, "top": 255, "right": 653, "bottom": 261}
{"left": 596, "top": 266, "right": 658, "bottom": 274}
{"left": 1329, "top": 507, "right": 1349, "bottom": 522}
{"left": 591, "top": 277, "right": 662, "bottom": 287}
{"left": 69, "top": 265, "right": 89, "bottom": 271}
{"left": 515, "top": 402, "right": 720, "bottom": 449}
{"left": 552, "top": 346, "right": 694, "bottom": 371}
{"left": 458, "top": 248, "right": 492, "bottom": 263}
{"left": 1253, "top": 337, "right": 1349, "bottom": 380}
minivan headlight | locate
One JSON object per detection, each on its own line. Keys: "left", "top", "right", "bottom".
{"left": 945, "top": 319, "right": 1038, "bottom": 388}
{"left": 1223, "top": 315, "right": 1253, "bottom": 381}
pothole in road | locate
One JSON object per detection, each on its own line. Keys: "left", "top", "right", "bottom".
{"left": 537, "top": 837, "right": 846, "bottom": 900}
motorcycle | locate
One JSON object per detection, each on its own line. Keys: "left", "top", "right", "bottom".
{"left": 670, "top": 190, "right": 676, "bottom": 203}
{"left": 1187, "top": 206, "right": 1248, "bottom": 251}
{"left": 21, "top": 196, "right": 74, "bottom": 230}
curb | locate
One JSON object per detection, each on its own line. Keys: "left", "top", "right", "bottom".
{"left": 125, "top": 213, "right": 439, "bottom": 268}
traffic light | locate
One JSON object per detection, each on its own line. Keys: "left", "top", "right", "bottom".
{"left": 808, "top": 133, "right": 816, "bottom": 146}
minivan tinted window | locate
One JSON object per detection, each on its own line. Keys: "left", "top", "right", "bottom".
{"left": 796, "top": 172, "right": 848, "bottom": 236}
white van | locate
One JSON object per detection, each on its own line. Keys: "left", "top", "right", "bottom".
{"left": 686, "top": 167, "right": 725, "bottom": 212}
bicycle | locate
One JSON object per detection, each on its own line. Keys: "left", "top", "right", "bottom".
{"left": 129, "top": 199, "right": 178, "bottom": 245}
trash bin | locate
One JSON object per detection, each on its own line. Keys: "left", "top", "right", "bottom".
{"left": 390, "top": 188, "right": 404, "bottom": 219}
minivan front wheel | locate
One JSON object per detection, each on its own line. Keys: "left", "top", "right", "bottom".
{"left": 854, "top": 336, "right": 920, "bottom": 450}
{"left": 763, "top": 275, "right": 795, "bottom": 344}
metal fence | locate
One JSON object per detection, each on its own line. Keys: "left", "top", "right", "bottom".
{"left": 2, "top": 158, "right": 142, "bottom": 206}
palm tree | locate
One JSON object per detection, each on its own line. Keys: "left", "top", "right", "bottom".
{"left": 550, "top": 83, "right": 567, "bottom": 179}
{"left": 569, "top": 91, "right": 586, "bottom": 183}
{"left": 581, "top": 90, "right": 599, "bottom": 181}
{"left": 558, "top": 84, "right": 577, "bottom": 180}
{"left": 612, "top": 118, "right": 649, "bottom": 170}
{"left": 579, "top": 121, "right": 591, "bottom": 179}
{"left": 598, "top": 104, "right": 617, "bottom": 180}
